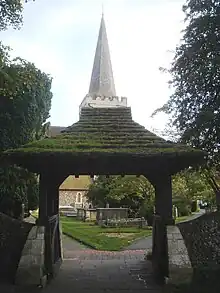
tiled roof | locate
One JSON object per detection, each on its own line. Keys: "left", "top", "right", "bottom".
{"left": 59, "top": 175, "right": 92, "bottom": 190}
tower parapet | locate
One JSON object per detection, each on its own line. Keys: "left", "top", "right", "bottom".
{"left": 79, "top": 94, "right": 127, "bottom": 114}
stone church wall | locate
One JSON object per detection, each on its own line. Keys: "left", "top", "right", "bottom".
{"left": 59, "top": 190, "right": 88, "bottom": 207}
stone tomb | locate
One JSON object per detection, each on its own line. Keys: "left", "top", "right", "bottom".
{"left": 77, "top": 208, "right": 97, "bottom": 221}
{"left": 96, "top": 208, "right": 128, "bottom": 223}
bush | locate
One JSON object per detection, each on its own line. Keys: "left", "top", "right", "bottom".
{"left": 175, "top": 200, "right": 191, "bottom": 217}
{"left": 139, "top": 199, "right": 154, "bottom": 226}
{"left": 0, "top": 165, "right": 39, "bottom": 219}
{"left": 191, "top": 201, "right": 199, "bottom": 213}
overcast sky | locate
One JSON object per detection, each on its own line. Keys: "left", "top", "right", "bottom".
{"left": 1, "top": 0, "right": 185, "bottom": 133}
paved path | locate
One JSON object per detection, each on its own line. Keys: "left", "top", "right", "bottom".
{"left": 124, "top": 235, "right": 152, "bottom": 251}
{"left": 41, "top": 235, "right": 160, "bottom": 293}
{"left": 62, "top": 235, "right": 89, "bottom": 257}
{"left": 44, "top": 251, "right": 161, "bottom": 293}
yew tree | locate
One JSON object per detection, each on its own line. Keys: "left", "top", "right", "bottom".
{"left": 154, "top": 0, "right": 220, "bottom": 208}
{"left": 0, "top": 43, "right": 52, "bottom": 217}
{"left": 0, "top": 42, "right": 52, "bottom": 149}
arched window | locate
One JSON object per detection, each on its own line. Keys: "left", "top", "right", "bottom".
{"left": 77, "top": 192, "right": 82, "bottom": 203}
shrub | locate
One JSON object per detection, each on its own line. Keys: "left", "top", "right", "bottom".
{"left": 175, "top": 199, "right": 191, "bottom": 217}
{"left": 139, "top": 199, "right": 154, "bottom": 226}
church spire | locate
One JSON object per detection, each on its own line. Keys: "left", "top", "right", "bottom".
{"left": 88, "top": 13, "right": 116, "bottom": 97}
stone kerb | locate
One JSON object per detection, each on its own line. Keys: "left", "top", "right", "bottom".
{"left": 166, "top": 225, "right": 193, "bottom": 285}
{"left": 15, "top": 225, "right": 47, "bottom": 287}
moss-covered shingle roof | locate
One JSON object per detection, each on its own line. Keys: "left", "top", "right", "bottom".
{"left": 3, "top": 107, "right": 205, "bottom": 175}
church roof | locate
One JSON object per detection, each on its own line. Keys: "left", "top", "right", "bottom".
{"left": 3, "top": 107, "right": 205, "bottom": 176}
{"left": 59, "top": 175, "right": 92, "bottom": 190}
{"left": 88, "top": 14, "right": 116, "bottom": 97}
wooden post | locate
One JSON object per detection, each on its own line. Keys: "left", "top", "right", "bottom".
{"left": 148, "top": 173, "right": 174, "bottom": 281}
{"left": 38, "top": 173, "right": 63, "bottom": 279}
{"left": 154, "top": 174, "right": 174, "bottom": 224}
{"left": 38, "top": 173, "right": 48, "bottom": 225}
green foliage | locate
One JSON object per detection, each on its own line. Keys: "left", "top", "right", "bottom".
{"left": 0, "top": 164, "right": 39, "bottom": 218}
{"left": 173, "top": 169, "right": 213, "bottom": 201}
{"left": 0, "top": 0, "right": 23, "bottom": 31}
{"left": 172, "top": 169, "right": 215, "bottom": 215}
{"left": 0, "top": 0, "right": 35, "bottom": 31}
{"left": 139, "top": 198, "right": 154, "bottom": 225}
{"left": 152, "top": 0, "right": 220, "bottom": 207}
{"left": 0, "top": 41, "right": 52, "bottom": 217}
{"left": 156, "top": 0, "right": 220, "bottom": 167}
{"left": 0, "top": 42, "right": 52, "bottom": 150}
{"left": 86, "top": 175, "right": 155, "bottom": 218}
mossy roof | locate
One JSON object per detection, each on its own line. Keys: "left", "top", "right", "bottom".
{"left": 3, "top": 107, "right": 205, "bottom": 175}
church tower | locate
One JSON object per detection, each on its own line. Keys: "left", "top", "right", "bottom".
{"left": 79, "top": 13, "right": 127, "bottom": 113}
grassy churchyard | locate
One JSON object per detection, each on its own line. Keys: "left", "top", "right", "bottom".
{"left": 61, "top": 217, "right": 152, "bottom": 250}
{"left": 31, "top": 210, "right": 152, "bottom": 251}
{"left": 31, "top": 209, "right": 194, "bottom": 251}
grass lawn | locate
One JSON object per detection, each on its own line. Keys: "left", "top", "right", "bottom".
{"left": 61, "top": 217, "right": 152, "bottom": 251}
{"left": 30, "top": 210, "right": 195, "bottom": 251}
{"left": 175, "top": 216, "right": 189, "bottom": 223}
{"left": 31, "top": 210, "right": 152, "bottom": 251}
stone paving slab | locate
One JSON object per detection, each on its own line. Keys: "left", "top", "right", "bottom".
{"left": 0, "top": 233, "right": 159, "bottom": 293}
{"left": 44, "top": 235, "right": 160, "bottom": 292}
{"left": 64, "top": 249, "right": 147, "bottom": 260}
{"left": 43, "top": 249, "right": 161, "bottom": 293}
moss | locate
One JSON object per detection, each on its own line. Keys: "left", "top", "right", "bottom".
{"left": 6, "top": 146, "right": 202, "bottom": 155}
{"left": 3, "top": 107, "right": 205, "bottom": 173}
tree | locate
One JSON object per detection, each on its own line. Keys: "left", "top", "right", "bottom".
{"left": 86, "top": 175, "right": 155, "bottom": 218}
{"left": 0, "top": 42, "right": 52, "bottom": 150}
{"left": 0, "top": 164, "right": 39, "bottom": 218}
{"left": 0, "top": 0, "right": 35, "bottom": 31}
{"left": 172, "top": 169, "right": 215, "bottom": 215}
{"left": 152, "top": 0, "right": 220, "bottom": 208}
{"left": 0, "top": 43, "right": 52, "bottom": 218}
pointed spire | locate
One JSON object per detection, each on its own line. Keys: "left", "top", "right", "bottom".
{"left": 88, "top": 13, "right": 116, "bottom": 97}
{"left": 102, "top": 3, "right": 104, "bottom": 17}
